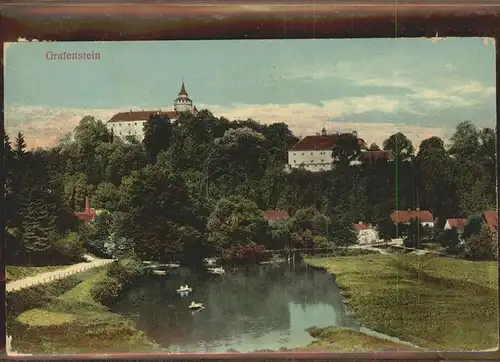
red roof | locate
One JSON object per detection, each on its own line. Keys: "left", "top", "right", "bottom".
{"left": 108, "top": 110, "right": 178, "bottom": 123}
{"left": 179, "top": 81, "right": 188, "bottom": 96}
{"left": 445, "top": 218, "right": 467, "bottom": 230}
{"left": 291, "top": 133, "right": 366, "bottom": 151}
{"left": 353, "top": 223, "right": 371, "bottom": 231}
{"left": 483, "top": 211, "right": 498, "bottom": 233}
{"left": 263, "top": 210, "right": 290, "bottom": 221}
{"left": 390, "top": 210, "right": 434, "bottom": 223}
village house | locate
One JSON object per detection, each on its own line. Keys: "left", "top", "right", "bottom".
{"left": 390, "top": 210, "right": 435, "bottom": 228}
{"left": 263, "top": 210, "right": 290, "bottom": 224}
{"left": 481, "top": 210, "right": 498, "bottom": 237}
{"left": 444, "top": 218, "right": 467, "bottom": 233}
{"left": 353, "top": 222, "right": 379, "bottom": 245}
{"left": 287, "top": 128, "right": 390, "bottom": 172}
{"left": 106, "top": 81, "right": 199, "bottom": 142}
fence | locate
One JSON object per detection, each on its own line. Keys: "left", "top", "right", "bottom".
{"left": 6, "top": 259, "right": 114, "bottom": 293}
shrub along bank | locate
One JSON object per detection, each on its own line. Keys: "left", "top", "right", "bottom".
{"left": 9, "top": 260, "right": 157, "bottom": 354}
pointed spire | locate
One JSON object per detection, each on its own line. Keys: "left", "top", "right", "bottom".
{"left": 179, "top": 78, "right": 188, "bottom": 96}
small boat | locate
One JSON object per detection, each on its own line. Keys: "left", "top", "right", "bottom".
{"left": 208, "top": 267, "right": 225, "bottom": 275}
{"left": 152, "top": 270, "right": 167, "bottom": 275}
{"left": 188, "top": 301, "right": 204, "bottom": 310}
{"left": 176, "top": 285, "right": 193, "bottom": 293}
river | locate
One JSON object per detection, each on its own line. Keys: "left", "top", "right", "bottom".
{"left": 112, "top": 261, "right": 356, "bottom": 353}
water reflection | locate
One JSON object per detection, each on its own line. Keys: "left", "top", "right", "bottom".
{"left": 114, "top": 262, "right": 350, "bottom": 352}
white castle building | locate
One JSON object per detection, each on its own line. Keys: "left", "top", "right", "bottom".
{"left": 287, "top": 127, "right": 390, "bottom": 172}
{"left": 106, "top": 81, "right": 198, "bottom": 142}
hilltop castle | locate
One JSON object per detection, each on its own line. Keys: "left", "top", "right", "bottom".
{"left": 106, "top": 81, "right": 199, "bottom": 142}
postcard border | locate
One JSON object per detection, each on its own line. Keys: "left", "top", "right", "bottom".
{"left": 1, "top": 1, "right": 499, "bottom": 361}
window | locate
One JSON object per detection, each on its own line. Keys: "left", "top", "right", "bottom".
{"left": 135, "top": 122, "right": 137, "bottom": 126}
{"left": 293, "top": 160, "right": 296, "bottom": 163}
{"left": 311, "top": 152, "right": 313, "bottom": 155}
{"left": 301, "top": 153, "right": 304, "bottom": 155}
{"left": 321, "top": 159, "right": 324, "bottom": 162}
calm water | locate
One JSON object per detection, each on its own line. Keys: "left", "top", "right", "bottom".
{"left": 113, "top": 262, "right": 353, "bottom": 353}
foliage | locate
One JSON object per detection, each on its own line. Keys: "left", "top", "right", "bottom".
{"left": 90, "top": 259, "right": 145, "bottom": 306}
{"left": 4, "top": 111, "right": 496, "bottom": 265}
{"left": 221, "top": 243, "right": 269, "bottom": 265}
{"left": 464, "top": 225, "right": 497, "bottom": 261}
{"left": 377, "top": 217, "right": 396, "bottom": 242}
{"left": 402, "top": 218, "right": 426, "bottom": 248}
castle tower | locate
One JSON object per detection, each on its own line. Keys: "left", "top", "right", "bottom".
{"left": 174, "top": 80, "right": 193, "bottom": 113}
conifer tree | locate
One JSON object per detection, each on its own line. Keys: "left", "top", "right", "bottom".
{"left": 21, "top": 191, "right": 57, "bottom": 264}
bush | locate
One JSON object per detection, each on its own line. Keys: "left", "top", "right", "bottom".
{"left": 464, "top": 227, "right": 497, "bottom": 261}
{"left": 90, "top": 276, "right": 123, "bottom": 305}
{"left": 6, "top": 276, "right": 81, "bottom": 317}
{"left": 222, "top": 243, "right": 269, "bottom": 265}
{"left": 50, "top": 232, "right": 86, "bottom": 264}
{"left": 90, "top": 258, "right": 145, "bottom": 306}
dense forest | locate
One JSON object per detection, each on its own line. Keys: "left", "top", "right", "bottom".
{"left": 4, "top": 109, "right": 497, "bottom": 266}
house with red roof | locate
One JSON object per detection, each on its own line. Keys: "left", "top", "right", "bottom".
{"left": 444, "top": 218, "right": 467, "bottom": 233}
{"left": 353, "top": 222, "right": 379, "bottom": 245}
{"left": 482, "top": 210, "right": 498, "bottom": 235}
{"left": 287, "top": 128, "right": 390, "bottom": 172}
{"left": 263, "top": 210, "right": 290, "bottom": 224}
{"left": 390, "top": 210, "right": 435, "bottom": 227}
{"left": 106, "top": 81, "right": 199, "bottom": 142}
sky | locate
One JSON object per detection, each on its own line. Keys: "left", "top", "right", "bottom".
{"left": 4, "top": 38, "right": 496, "bottom": 149}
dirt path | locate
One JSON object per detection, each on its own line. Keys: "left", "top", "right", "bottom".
{"left": 6, "top": 256, "right": 114, "bottom": 293}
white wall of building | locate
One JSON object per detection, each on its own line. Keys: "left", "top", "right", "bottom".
{"left": 107, "top": 120, "right": 147, "bottom": 142}
{"left": 287, "top": 149, "right": 368, "bottom": 172}
{"left": 287, "top": 150, "right": 333, "bottom": 172}
{"left": 357, "top": 229, "right": 379, "bottom": 245}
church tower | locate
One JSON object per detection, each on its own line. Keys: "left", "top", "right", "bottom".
{"left": 174, "top": 80, "right": 194, "bottom": 113}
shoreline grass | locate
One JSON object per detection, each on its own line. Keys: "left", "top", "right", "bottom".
{"left": 11, "top": 266, "right": 157, "bottom": 355}
{"left": 6, "top": 265, "right": 70, "bottom": 282}
{"left": 304, "top": 253, "right": 498, "bottom": 351}
{"left": 291, "top": 326, "right": 421, "bottom": 352}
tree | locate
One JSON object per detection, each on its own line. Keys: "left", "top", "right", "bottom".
{"left": 206, "top": 195, "right": 270, "bottom": 252}
{"left": 383, "top": 132, "right": 414, "bottom": 162}
{"left": 368, "top": 143, "right": 381, "bottom": 151}
{"left": 448, "top": 121, "right": 480, "bottom": 161}
{"left": 464, "top": 224, "right": 496, "bottom": 260}
{"left": 117, "top": 164, "right": 204, "bottom": 262}
{"left": 377, "top": 217, "right": 395, "bottom": 243}
{"left": 328, "top": 218, "right": 357, "bottom": 248}
{"left": 417, "top": 136, "right": 446, "bottom": 157}
{"left": 21, "top": 192, "right": 57, "bottom": 264}
{"left": 331, "top": 133, "right": 361, "bottom": 166}
{"left": 143, "top": 114, "right": 173, "bottom": 163}
{"left": 402, "top": 218, "right": 426, "bottom": 248}
{"left": 439, "top": 227, "right": 461, "bottom": 253}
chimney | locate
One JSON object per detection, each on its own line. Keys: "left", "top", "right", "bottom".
{"left": 352, "top": 130, "right": 358, "bottom": 137}
{"left": 85, "top": 198, "right": 91, "bottom": 212}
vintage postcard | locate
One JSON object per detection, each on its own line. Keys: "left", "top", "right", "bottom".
{"left": 4, "top": 38, "right": 498, "bottom": 355}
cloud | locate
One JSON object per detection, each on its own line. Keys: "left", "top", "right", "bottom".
{"left": 5, "top": 100, "right": 452, "bottom": 151}
{"left": 5, "top": 104, "right": 121, "bottom": 148}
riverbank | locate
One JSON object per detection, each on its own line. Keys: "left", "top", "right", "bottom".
{"left": 304, "top": 253, "right": 498, "bottom": 351}
{"left": 9, "top": 264, "right": 158, "bottom": 354}
{"left": 289, "top": 327, "right": 421, "bottom": 352}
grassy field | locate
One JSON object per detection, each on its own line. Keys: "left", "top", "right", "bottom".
{"left": 11, "top": 267, "right": 157, "bottom": 354}
{"left": 6, "top": 266, "right": 69, "bottom": 282}
{"left": 305, "top": 253, "right": 498, "bottom": 351}
{"left": 291, "top": 327, "right": 420, "bottom": 352}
